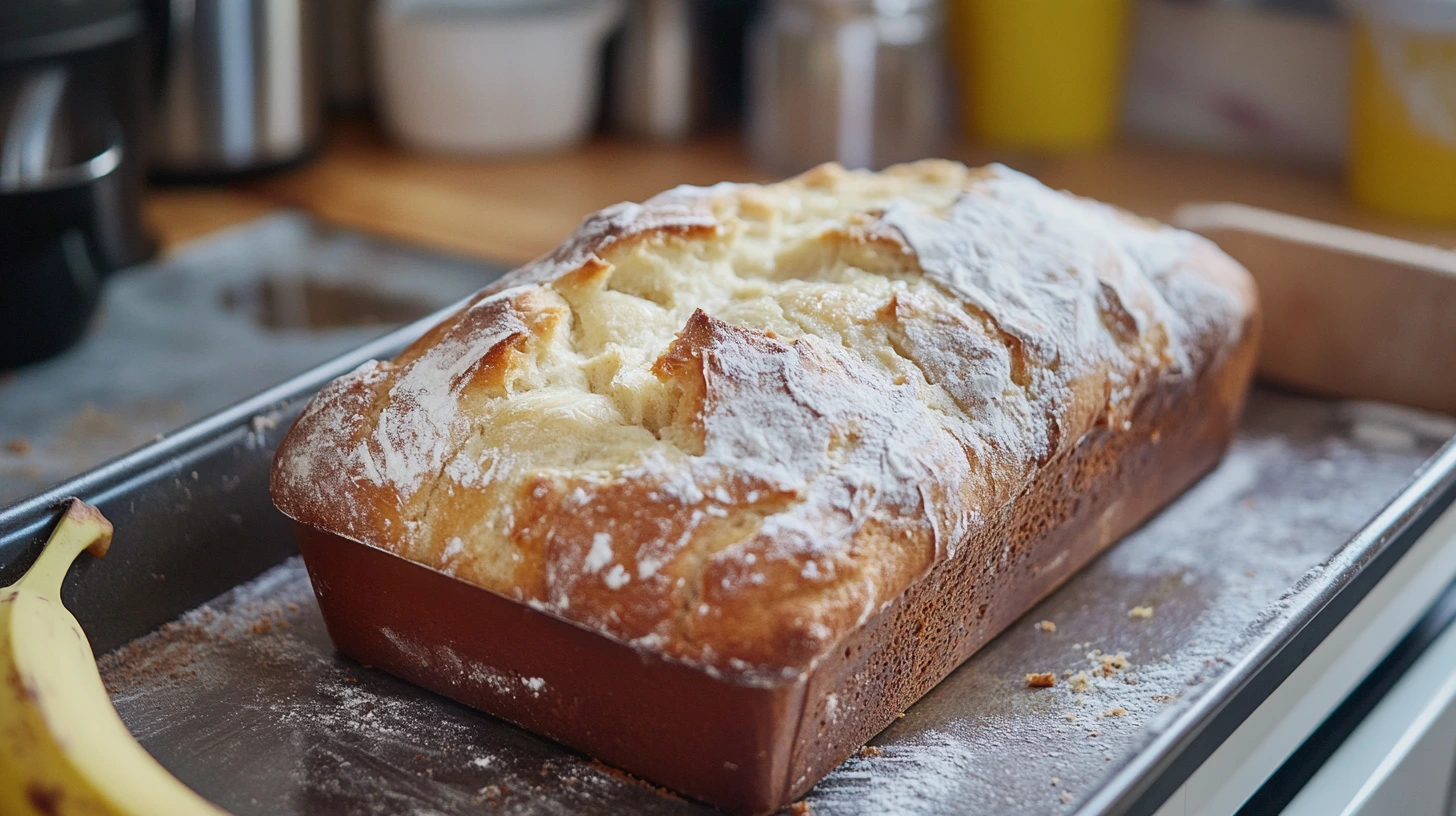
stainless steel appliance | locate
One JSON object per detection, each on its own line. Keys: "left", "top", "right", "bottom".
{"left": 609, "top": 0, "right": 758, "bottom": 141}
{"left": 748, "top": 0, "right": 947, "bottom": 173}
{"left": 150, "top": 0, "right": 322, "bottom": 178}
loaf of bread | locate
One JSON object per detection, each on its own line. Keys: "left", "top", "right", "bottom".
{"left": 273, "top": 160, "right": 1258, "bottom": 685}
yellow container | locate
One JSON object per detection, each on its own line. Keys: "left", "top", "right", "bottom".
{"left": 1349, "top": 16, "right": 1456, "bottom": 222}
{"left": 949, "top": 0, "right": 1131, "bottom": 151}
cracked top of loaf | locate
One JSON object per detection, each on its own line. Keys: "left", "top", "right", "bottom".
{"left": 271, "top": 161, "right": 1257, "bottom": 683}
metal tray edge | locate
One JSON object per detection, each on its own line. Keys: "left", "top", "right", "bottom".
{"left": 1078, "top": 436, "right": 1456, "bottom": 816}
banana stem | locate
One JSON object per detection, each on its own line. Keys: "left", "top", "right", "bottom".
{"left": 10, "top": 499, "right": 113, "bottom": 598}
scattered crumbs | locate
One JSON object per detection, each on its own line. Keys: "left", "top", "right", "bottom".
{"left": 1075, "top": 694, "right": 1086, "bottom": 706}
{"left": 1189, "top": 639, "right": 1199, "bottom": 647}
{"left": 1160, "top": 653, "right": 1172, "bottom": 663}
{"left": 1025, "top": 672, "right": 1057, "bottom": 688}
{"left": 1069, "top": 672, "right": 1090, "bottom": 692}
{"left": 1096, "top": 652, "right": 1129, "bottom": 678}
{"left": 190, "top": 470, "right": 199, "bottom": 481}
{"left": 1105, "top": 754, "right": 1114, "bottom": 762}
{"left": 1123, "top": 672, "right": 1139, "bottom": 686}
{"left": 1065, "top": 713, "right": 1076, "bottom": 722}
{"left": 1087, "top": 731, "right": 1100, "bottom": 738}
{"left": 1051, "top": 777, "right": 1059, "bottom": 787}
{"left": 470, "top": 757, "right": 493, "bottom": 769}
{"left": 1153, "top": 694, "right": 1176, "bottom": 703}
{"left": 1095, "top": 712, "right": 1104, "bottom": 721}
{"left": 1128, "top": 606, "right": 1154, "bottom": 620}
{"left": 251, "top": 619, "right": 272, "bottom": 634}
{"left": 1062, "top": 669, "right": 1073, "bottom": 678}
{"left": 5, "top": 437, "right": 32, "bottom": 456}
{"left": 1036, "top": 620, "right": 1057, "bottom": 633}
{"left": 1106, "top": 707, "right": 1127, "bottom": 717}
{"left": 288, "top": 603, "right": 300, "bottom": 613}
{"left": 791, "top": 801, "right": 813, "bottom": 816}
{"left": 895, "top": 712, "right": 905, "bottom": 719}
{"left": 857, "top": 746, "right": 884, "bottom": 758}
{"left": 1061, "top": 792, "right": 1072, "bottom": 804}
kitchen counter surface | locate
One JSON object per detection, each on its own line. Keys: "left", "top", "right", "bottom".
{"left": 147, "top": 120, "right": 1456, "bottom": 263}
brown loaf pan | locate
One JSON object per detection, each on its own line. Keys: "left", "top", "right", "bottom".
{"left": 292, "top": 336, "right": 1252, "bottom": 814}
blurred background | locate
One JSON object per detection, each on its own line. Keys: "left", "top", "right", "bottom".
{"left": 2, "top": 0, "right": 1456, "bottom": 496}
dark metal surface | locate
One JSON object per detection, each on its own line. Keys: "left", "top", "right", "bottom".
{"left": 0, "top": 211, "right": 497, "bottom": 503}
{"left": 4, "top": 377, "right": 1449, "bottom": 814}
{"left": 0, "top": 212, "right": 500, "bottom": 653}
{"left": 0, "top": 309, "right": 436, "bottom": 653}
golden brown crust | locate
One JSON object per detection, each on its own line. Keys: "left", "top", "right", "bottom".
{"left": 271, "top": 161, "right": 1260, "bottom": 683}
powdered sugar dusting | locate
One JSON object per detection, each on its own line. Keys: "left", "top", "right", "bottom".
{"left": 105, "top": 390, "right": 1449, "bottom": 814}
{"left": 584, "top": 533, "right": 613, "bottom": 574}
{"left": 366, "top": 291, "right": 531, "bottom": 494}
{"left": 603, "top": 564, "right": 631, "bottom": 590}
{"left": 273, "top": 160, "right": 1254, "bottom": 679}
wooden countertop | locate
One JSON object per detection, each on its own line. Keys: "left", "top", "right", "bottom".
{"left": 145, "top": 119, "right": 1456, "bottom": 264}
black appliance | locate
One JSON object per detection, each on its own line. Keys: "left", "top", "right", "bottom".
{"left": 1, "top": 0, "right": 153, "bottom": 369}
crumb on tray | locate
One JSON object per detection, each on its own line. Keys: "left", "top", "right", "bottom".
{"left": 1025, "top": 672, "right": 1057, "bottom": 688}
{"left": 1106, "top": 707, "right": 1127, "bottom": 717}
{"left": 791, "top": 801, "right": 813, "bottom": 816}
{"left": 1069, "top": 671, "right": 1091, "bottom": 692}
{"left": 1096, "top": 653, "right": 1129, "bottom": 678}
{"left": 1128, "top": 606, "right": 1154, "bottom": 620}
{"left": 1036, "top": 620, "right": 1057, "bottom": 633}
{"left": 4, "top": 437, "right": 31, "bottom": 456}
{"left": 857, "top": 746, "right": 884, "bottom": 758}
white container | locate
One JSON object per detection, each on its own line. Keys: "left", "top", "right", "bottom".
{"left": 374, "top": 0, "right": 624, "bottom": 154}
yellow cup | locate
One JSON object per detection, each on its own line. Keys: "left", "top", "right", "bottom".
{"left": 948, "top": 0, "right": 1131, "bottom": 151}
{"left": 1349, "top": 17, "right": 1456, "bottom": 222}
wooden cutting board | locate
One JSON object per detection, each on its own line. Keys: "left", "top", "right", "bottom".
{"left": 1176, "top": 203, "right": 1456, "bottom": 416}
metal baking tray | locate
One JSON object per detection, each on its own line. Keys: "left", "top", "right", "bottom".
{"left": 3, "top": 212, "right": 1456, "bottom": 816}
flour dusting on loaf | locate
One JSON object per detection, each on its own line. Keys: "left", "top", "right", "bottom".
{"left": 272, "top": 161, "right": 1257, "bottom": 682}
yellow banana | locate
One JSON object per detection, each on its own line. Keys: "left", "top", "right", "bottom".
{"left": 0, "top": 499, "right": 228, "bottom": 816}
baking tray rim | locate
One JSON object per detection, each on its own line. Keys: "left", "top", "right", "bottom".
{"left": 3, "top": 306, "right": 1456, "bottom": 816}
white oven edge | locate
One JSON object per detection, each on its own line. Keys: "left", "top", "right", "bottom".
{"left": 1283, "top": 602, "right": 1456, "bottom": 815}
{"left": 1150, "top": 502, "right": 1456, "bottom": 816}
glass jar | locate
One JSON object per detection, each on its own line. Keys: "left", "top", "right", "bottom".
{"left": 748, "top": 0, "right": 948, "bottom": 174}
